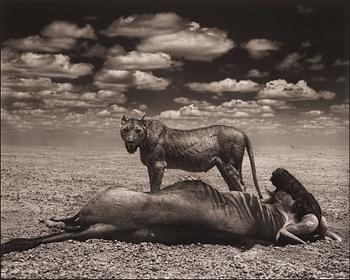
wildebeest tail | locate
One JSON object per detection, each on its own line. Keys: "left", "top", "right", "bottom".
{"left": 244, "top": 134, "right": 263, "bottom": 199}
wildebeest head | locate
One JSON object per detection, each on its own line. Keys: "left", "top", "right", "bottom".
{"left": 120, "top": 115, "right": 147, "bottom": 154}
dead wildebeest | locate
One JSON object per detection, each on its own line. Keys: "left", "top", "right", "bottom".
{"left": 120, "top": 115, "right": 263, "bottom": 198}
{"left": 1, "top": 171, "right": 341, "bottom": 256}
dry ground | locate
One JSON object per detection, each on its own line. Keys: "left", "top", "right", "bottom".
{"left": 1, "top": 144, "right": 349, "bottom": 279}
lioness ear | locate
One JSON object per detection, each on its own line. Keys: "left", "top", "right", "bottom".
{"left": 140, "top": 114, "right": 147, "bottom": 126}
{"left": 121, "top": 115, "right": 127, "bottom": 126}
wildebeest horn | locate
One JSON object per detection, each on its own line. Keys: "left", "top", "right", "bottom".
{"left": 140, "top": 114, "right": 146, "bottom": 121}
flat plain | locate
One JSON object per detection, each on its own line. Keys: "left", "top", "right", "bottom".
{"left": 1, "top": 144, "right": 349, "bottom": 279}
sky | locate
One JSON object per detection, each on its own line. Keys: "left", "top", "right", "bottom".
{"left": 1, "top": 0, "right": 349, "bottom": 146}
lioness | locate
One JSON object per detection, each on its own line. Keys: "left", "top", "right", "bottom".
{"left": 120, "top": 115, "right": 263, "bottom": 198}
{"left": 1, "top": 174, "right": 341, "bottom": 256}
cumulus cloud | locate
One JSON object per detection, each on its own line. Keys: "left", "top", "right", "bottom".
{"left": 2, "top": 77, "right": 75, "bottom": 92}
{"left": 276, "top": 52, "right": 303, "bottom": 71}
{"left": 309, "top": 63, "right": 325, "bottom": 71}
{"left": 106, "top": 44, "right": 126, "bottom": 56}
{"left": 336, "top": 77, "right": 346, "bottom": 83}
{"left": 3, "top": 36, "right": 76, "bottom": 52}
{"left": 300, "top": 41, "right": 312, "bottom": 48}
{"left": 256, "top": 99, "right": 294, "bottom": 109}
{"left": 137, "top": 28, "right": 234, "bottom": 61}
{"left": 80, "top": 42, "right": 107, "bottom": 58}
{"left": 257, "top": 80, "right": 319, "bottom": 100}
{"left": 160, "top": 99, "right": 274, "bottom": 121}
{"left": 246, "top": 69, "right": 269, "bottom": 78}
{"left": 96, "top": 90, "right": 127, "bottom": 103}
{"left": 105, "top": 51, "right": 177, "bottom": 70}
{"left": 41, "top": 20, "right": 96, "bottom": 39}
{"left": 305, "top": 54, "right": 323, "bottom": 64}
{"left": 187, "top": 78, "right": 260, "bottom": 93}
{"left": 133, "top": 70, "right": 170, "bottom": 90}
{"left": 302, "top": 110, "right": 323, "bottom": 116}
{"left": 317, "top": 90, "right": 336, "bottom": 100}
{"left": 94, "top": 69, "right": 170, "bottom": 91}
{"left": 297, "top": 5, "right": 314, "bottom": 15}
{"left": 2, "top": 50, "right": 94, "bottom": 79}
{"left": 173, "top": 97, "right": 211, "bottom": 106}
{"left": 241, "top": 38, "right": 281, "bottom": 59}
{"left": 105, "top": 13, "right": 234, "bottom": 61}
{"left": 333, "top": 59, "right": 349, "bottom": 66}
{"left": 101, "top": 13, "right": 186, "bottom": 38}
{"left": 330, "top": 104, "right": 349, "bottom": 115}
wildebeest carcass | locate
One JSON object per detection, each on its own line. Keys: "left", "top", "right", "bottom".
{"left": 1, "top": 169, "right": 341, "bottom": 256}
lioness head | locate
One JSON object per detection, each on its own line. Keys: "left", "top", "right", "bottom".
{"left": 120, "top": 115, "right": 147, "bottom": 154}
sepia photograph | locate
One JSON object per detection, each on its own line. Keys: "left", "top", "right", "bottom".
{"left": 1, "top": 0, "right": 349, "bottom": 278}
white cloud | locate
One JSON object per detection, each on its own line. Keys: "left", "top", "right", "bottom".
{"left": 105, "top": 51, "right": 177, "bottom": 70}
{"left": 173, "top": 97, "right": 211, "bottom": 106}
{"left": 222, "top": 99, "right": 260, "bottom": 109}
{"left": 336, "top": 77, "right": 346, "bottom": 83}
{"left": 81, "top": 43, "right": 107, "bottom": 58}
{"left": 256, "top": 99, "right": 293, "bottom": 109}
{"left": 96, "top": 109, "right": 111, "bottom": 117}
{"left": 317, "top": 90, "right": 336, "bottom": 100}
{"left": 111, "top": 104, "right": 127, "bottom": 113}
{"left": 101, "top": 13, "right": 186, "bottom": 38}
{"left": 333, "top": 59, "right": 349, "bottom": 66}
{"left": 2, "top": 50, "right": 94, "bottom": 79}
{"left": 133, "top": 70, "right": 170, "bottom": 90}
{"left": 262, "top": 113, "right": 275, "bottom": 118}
{"left": 309, "top": 63, "right": 324, "bottom": 71}
{"left": 187, "top": 78, "right": 260, "bottom": 93}
{"left": 3, "top": 36, "right": 76, "bottom": 52}
{"left": 137, "top": 28, "right": 234, "bottom": 61}
{"left": 96, "top": 90, "right": 127, "bottom": 103}
{"left": 41, "top": 20, "right": 96, "bottom": 39}
{"left": 241, "top": 38, "right": 281, "bottom": 59}
{"left": 305, "top": 54, "right": 322, "bottom": 64}
{"left": 2, "top": 77, "right": 75, "bottom": 92}
{"left": 258, "top": 80, "right": 319, "bottom": 100}
{"left": 302, "top": 110, "right": 323, "bottom": 116}
{"left": 330, "top": 104, "right": 349, "bottom": 115}
{"left": 276, "top": 52, "right": 302, "bottom": 71}
{"left": 94, "top": 68, "right": 169, "bottom": 91}
{"left": 297, "top": 5, "right": 314, "bottom": 15}
{"left": 300, "top": 41, "right": 312, "bottom": 48}
{"left": 106, "top": 44, "right": 126, "bottom": 56}
{"left": 246, "top": 69, "right": 269, "bottom": 78}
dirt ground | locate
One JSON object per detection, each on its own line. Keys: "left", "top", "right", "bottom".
{"left": 1, "top": 144, "right": 349, "bottom": 279}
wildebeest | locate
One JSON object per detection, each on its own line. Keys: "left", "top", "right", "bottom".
{"left": 120, "top": 116, "right": 263, "bottom": 198}
{"left": 1, "top": 171, "right": 341, "bottom": 256}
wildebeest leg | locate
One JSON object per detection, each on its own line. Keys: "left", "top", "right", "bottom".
{"left": 49, "top": 212, "right": 80, "bottom": 225}
{"left": 148, "top": 161, "right": 166, "bottom": 193}
{"left": 1, "top": 223, "right": 123, "bottom": 256}
{"left": 214, "top": 157, "right": 243, "bottom": 192}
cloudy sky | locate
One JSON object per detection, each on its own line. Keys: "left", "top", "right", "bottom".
{"left": 1, "top": 0, "right": 349, "bottom": 146}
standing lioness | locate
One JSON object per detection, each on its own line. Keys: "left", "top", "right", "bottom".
{"left": 120, "top": 115, "right": 263, "bottom": 198}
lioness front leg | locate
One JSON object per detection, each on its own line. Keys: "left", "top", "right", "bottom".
{"left": 148, "top": 161, "right": 166, "bottom": 193}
